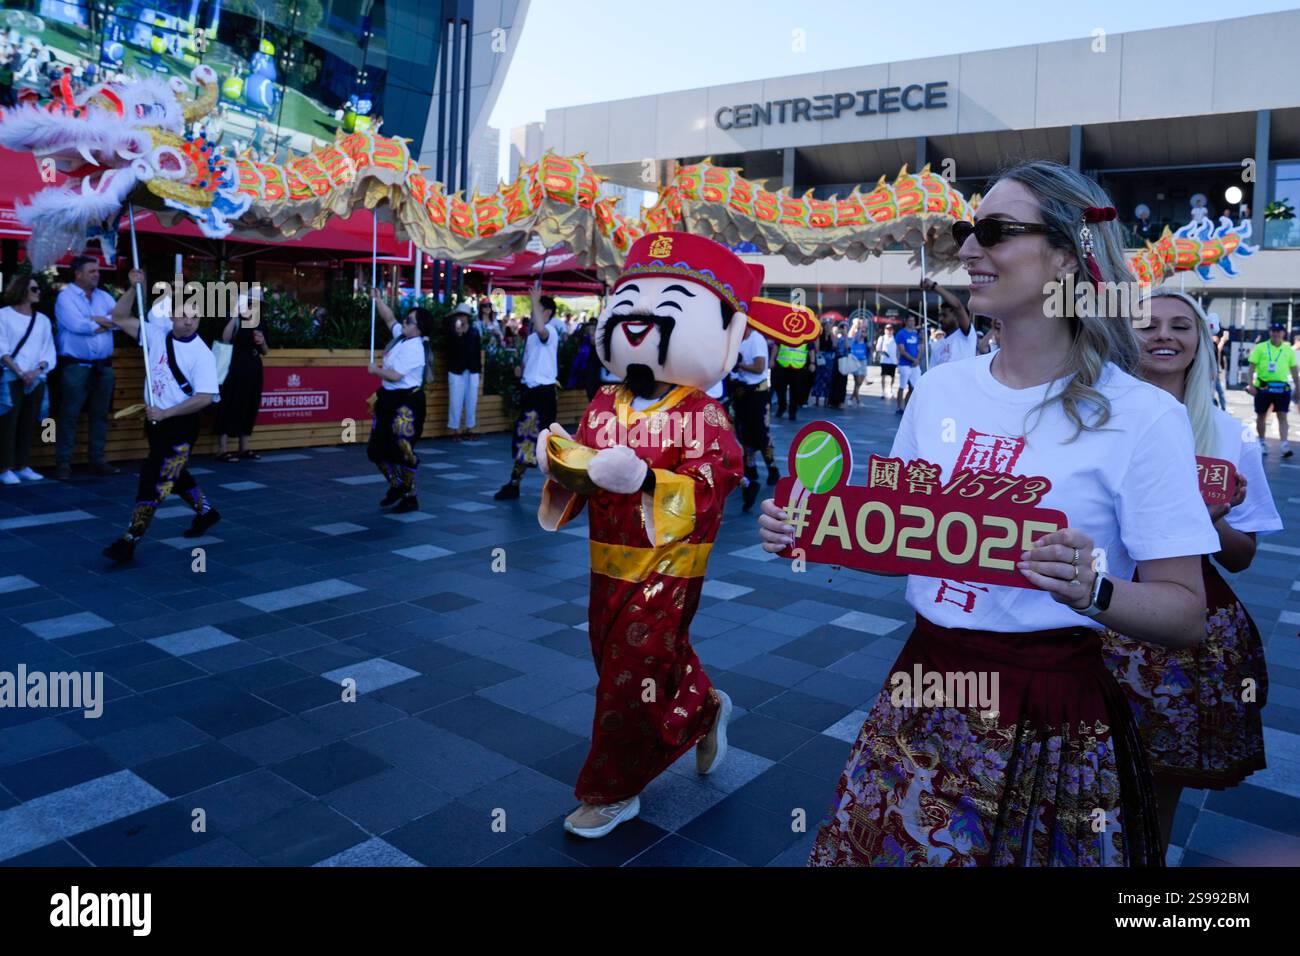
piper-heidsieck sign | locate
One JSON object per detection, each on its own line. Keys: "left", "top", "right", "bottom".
{"left": 715, "top": 81, "right": 950, "bottom": 129}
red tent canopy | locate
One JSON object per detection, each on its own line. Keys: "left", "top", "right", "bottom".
{"left": 472, "top": 248, "right": 603, "bottom": 294}
{"left": 0, "top": 147, "right": 414, "bottom": 264}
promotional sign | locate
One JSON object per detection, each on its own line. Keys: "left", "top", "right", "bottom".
{"left": 1195, "top": 455, "right": 1239, "bottom": 507}
{"left": 773, "top": 422, "right": 1070, "bottom": 588}
{"left": 257, "top": 366, "right": 374, "bottom": 425}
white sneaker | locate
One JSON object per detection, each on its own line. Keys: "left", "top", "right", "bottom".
{"left": 16, "top": 468, "right": 43, "bottom": 482}
{"left": 1283, "top": 442, "right": 1294, "bottom": 460}
{"left": 1260, "top": 440, "right": 1269, "bottom": 456}
{"left": 0, "top": 470, "right": 19, "bottom": 486}
{"left": 563, "top": 796, "right": 641, "bottom": 839}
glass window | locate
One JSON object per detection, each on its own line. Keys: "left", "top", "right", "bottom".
{"left": 1266, "top": 159, "right": 1300, "bottom": 249}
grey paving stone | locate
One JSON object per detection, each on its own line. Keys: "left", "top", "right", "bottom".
{"left": 147, "top": 625, "right": 239, "bottom": 656}
{"left": 240, "top": 579, "right": 365, "bottom": 612}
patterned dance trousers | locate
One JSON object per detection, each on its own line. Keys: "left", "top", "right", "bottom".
{"left": 125, "top": 414, "right": 211, "bottom": 541}
{"left": 368, "top": 387, "right": 426, "bottom": 497}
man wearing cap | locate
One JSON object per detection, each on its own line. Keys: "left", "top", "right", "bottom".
{"left": 1247, "top": 321, "right": 1300, "bottom": 458}
{"left": 532, "top": 232, "right": 810, "bottom": 838}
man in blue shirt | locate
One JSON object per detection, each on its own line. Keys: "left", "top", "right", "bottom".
{"left": 53, "top": 256, "right": 129, "bottom": 478}
{"left": 894, "top": 314, "right": 921, "bottom": 415}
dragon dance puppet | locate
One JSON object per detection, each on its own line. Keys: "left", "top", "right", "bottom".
{"left": 0, "top": 68, "right": 1254, "bottom": 285}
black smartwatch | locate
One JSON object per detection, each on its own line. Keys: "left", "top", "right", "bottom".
{"left": 1078, "top": 573, "right": 1113, "bottom": 617}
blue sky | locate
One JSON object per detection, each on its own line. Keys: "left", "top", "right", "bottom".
{"left": 488, "top": 0, "right": 1298, "bottom": 172}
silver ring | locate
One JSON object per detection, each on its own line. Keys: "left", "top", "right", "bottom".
{"left": 1071, "top": 547, "right": 1080, "bottom": 567}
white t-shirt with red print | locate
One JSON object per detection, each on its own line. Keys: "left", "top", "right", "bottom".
{"left": 140, "top": 319, "right": 219, "bottom": 411}
{"left": 1213, "top": 407, "right": 1282, "bottom": 536}
{"left": 889, "top": 352, "right": 1219, "bottom": 631}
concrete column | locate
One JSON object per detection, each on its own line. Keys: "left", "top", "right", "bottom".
{"left": 914, "top": 136, "right": 927, "bottom": 173}
{"left": 782, "top": 147, "right": 795, "bottom": 190}
{"left": 1252, "top": 109, "right": 1271, "bottom": 249}
{"left": 1069, "top": 125, "right": 1083, "bottom": 172}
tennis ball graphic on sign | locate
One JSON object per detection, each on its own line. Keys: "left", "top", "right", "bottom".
{"left": 794, "top": 430, "right": 843, "bottom": 493}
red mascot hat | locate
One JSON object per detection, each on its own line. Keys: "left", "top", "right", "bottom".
{"left": 616, "top": 232, "right": 762, "bottom": 314}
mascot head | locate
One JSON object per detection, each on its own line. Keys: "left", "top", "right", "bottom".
{"left": 596, "top": 232, "right": 761, "bottom": 398}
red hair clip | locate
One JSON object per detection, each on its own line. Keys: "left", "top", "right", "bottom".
{"left": 1082, "top": 206, "right": 1117, "bottom": 223}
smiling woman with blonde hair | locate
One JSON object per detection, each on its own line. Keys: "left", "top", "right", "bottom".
{"left": 759, "top": 160, "right": 1221, "bottom": 867}
{"left": 1102, "top": 288, "right": 1282, "bottom": 852}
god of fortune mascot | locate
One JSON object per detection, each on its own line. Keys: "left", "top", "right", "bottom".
{"left": 536, "top": 232, "right": 755, "bottom": 839}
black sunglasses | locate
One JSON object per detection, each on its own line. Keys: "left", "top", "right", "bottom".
{"left": 952, "top": 218, "right": 1055, "bottom": 248}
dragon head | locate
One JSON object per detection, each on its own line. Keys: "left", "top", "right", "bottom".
{"left": 0, "top": 66, "right": 226, "bottom": 268}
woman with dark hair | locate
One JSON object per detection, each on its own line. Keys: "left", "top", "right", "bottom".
{"left": 446, "top": 301, "right": 481, "bottom": 441}
{"left": 367, "top": 289, "right": 435, "bottom": 513}
{"left": 0, "top": 272, "right": 55, "bottom": 484}
{"left": 759, "top": 160, "right": 1220, "bottom": 867}
{"left": 214, "top": 301, "right": 268, "bottom": 462}
{"left": 1103, "top": 290, "right": 1282, "bottom": 851}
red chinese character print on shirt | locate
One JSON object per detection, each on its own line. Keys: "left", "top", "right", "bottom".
{"left": 954, "top": 428, "right": 1026, "bottom": 474}
{"left": 936, "top": 429, "right": 1026, "bottom": 613}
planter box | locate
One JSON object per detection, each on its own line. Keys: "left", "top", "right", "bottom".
{"left": 28, "top": 348, "right": 591, "bottom": 466}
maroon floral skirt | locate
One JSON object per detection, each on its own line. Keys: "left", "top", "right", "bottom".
{"left": 1102, "top": 558, "right": 1267, "bottom": 790}
{"left": 810, "top": 615, "right": 1163, "bottom": 867}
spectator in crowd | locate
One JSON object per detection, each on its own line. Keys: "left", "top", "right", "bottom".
{"left": 874, "top": 323, "right": 897, "bottom": 398}
{"left": 565, "top": 318, "right": 604, "bottom": 401}
{"left": 475, "top": 297, "right": 502, "bottom": 345}
{"left": 894, "top": 313, "right": 921, "bottom": 414}
{"left": 1132, "top": 203, "right": 1157, "bottom": 245}
{"left": 446, "top": 301, "right": 481, "bottom": 440}
{"left": 53, "top": 256, "right": 131, "bottom": 479}
{"left": 809, "top": 317, "right": 835, "bottom": 407}
{"left": 847, "top": 318, "right": 872, "bottom": 404}
{"left": 214, "top": 300, "right": 268, "bottom": 462}
{"left": 827, "top": 321, "right": 850, "bottom": 409}
{"left": 0, "top": 273, "right": 55, "bottom": 484}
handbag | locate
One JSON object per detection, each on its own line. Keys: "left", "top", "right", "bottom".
{"left": 212, "top": 341, "right": 234, "bottom": 385}
{"left": 837, "top": 355, "right": 859, "bottom": 376}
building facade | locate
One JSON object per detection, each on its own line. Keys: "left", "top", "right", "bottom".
{"left": 542, "top": 10, "right": 1300, "bottom": 337}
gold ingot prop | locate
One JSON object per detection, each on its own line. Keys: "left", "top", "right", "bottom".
{"left": 546, "top": 435, "right": 600, "bottom": 495}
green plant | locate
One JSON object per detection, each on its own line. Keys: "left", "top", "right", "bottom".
{"left": 1265, "top": 200, "right": 1295, "bottom": 221}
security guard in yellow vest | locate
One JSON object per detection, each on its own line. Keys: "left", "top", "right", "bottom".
{"left": 773, "top": 340, "right": 810, "bottom": 421}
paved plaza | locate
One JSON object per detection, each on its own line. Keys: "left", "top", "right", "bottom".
{"left": 1, "top": 388, "right": 1298, "bottom": 867}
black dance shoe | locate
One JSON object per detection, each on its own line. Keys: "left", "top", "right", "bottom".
{"left": 393, "top": 495, "right": 420, "bottom": 514}
{"left": 380, "top": 487, "right": 403, "bottom": 507}
{"left": 102, "top": 538, "right": 136, "bottom": 564}
{"left": 493, "top": 481, "right": 521, "bottom": 500}
{"left": 183, "top": 509, "right": 222, "bottom": 538}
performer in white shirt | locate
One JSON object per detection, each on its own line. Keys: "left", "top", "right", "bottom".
{"left": 759, "top": 160, "right": 1219, "bottom": 866}
{"left": 0, "top": 273, "right": 56, "bottom": 484}
{"left": 1102, "top": 290, "right": 1282, "bottom": 850}
{"left": 922, "top": 277, "right": 977, "bottom": 368}
{"left": 367, "top": 289, "right": 435, "bottom": 514}
{"left": 103, "top": 272, "right": 222, "bottom": 563}
{"left": 729, "top": 323, "right": 778, "bottom": 511}
{"left": 495, "top": 283, "right": 563, "bottom": 500}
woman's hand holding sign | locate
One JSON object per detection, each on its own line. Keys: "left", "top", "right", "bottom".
{"left": 1015, "top": 527, "right": 1097, "bottom": 610}
{"left": 758, "top": 498, "right": 794, "bottom": 553}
